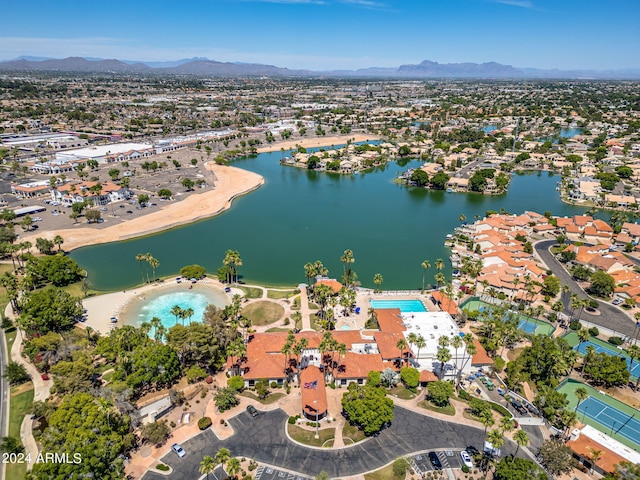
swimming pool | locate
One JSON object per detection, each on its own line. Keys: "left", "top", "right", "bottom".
{"left": 370, "top": 299, "right": 427, "bottom": 313}
{"left": 120, "top": 284, "right": 229, "bottom": 331}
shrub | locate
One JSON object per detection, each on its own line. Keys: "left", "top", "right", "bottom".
{"left": 179, "top": 264, "right": 206, "bottom": 279}
{"left": 270, "top": 381, "right": 278, "bottom": 388}
{"left": 493, "top": 356, "right": 506, "bottom": 373}
{"left": 569, "top": 320, "right": 581, "bottom": 330}
{"left": 205, "top": 375, "right": 214, "bottom": 384}
{"left": 156, "top": 464, "right": 170, "bottom": 472}
{"left": 461, "top": 465, "right": 470, "bottom": 473}
{"left": 227, "top": 375, "right": 245, "bottom": 391}
{"left": 288, "top": 416, "right": 297, "bottom": 424}
{"left": 588, "top": 326, "right": 599, "bottom": 337}
{"left": 608, "top": 336, "right": 623, "bottom": 346}
{"left": 458, "top": 389, "right": 472, "bottom": 401}
{"left": 197, "top": 417, "right": 212, "bottom": 430}
{"left": 186, "top": 365, "right": 207, "bottom": 384}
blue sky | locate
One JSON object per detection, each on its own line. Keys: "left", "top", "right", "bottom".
{"left": 1, "top": 0, "right": 638, "bottom": 70}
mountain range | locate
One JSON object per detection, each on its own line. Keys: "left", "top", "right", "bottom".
{"left": 0, "top": 56, "right": 638, "bottom": 79}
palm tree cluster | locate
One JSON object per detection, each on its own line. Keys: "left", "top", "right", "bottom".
{"left": 134, "top": 252, "right": 160, "bottom": 284}
{"left": 169, "top": 304, "right": 195, "bottom": 326}
{"left": 319, "top": 331, "right": 347, "bottom": 382}
{"left": 222, "top": 250, "right": 242, "bottom": 284}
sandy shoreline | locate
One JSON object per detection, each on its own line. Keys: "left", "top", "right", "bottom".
{"left": 22, "top": 135, "right": 378, "bottom": 252}
{"left": 22, "top": 162, "right": 264, "bottom": 251}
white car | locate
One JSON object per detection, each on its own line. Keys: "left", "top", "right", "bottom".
{"left": 460, "top": 450, "right": 474, "bottom": 469}
{"left": 171, "top": 443, "right": 186, "bottom": 458}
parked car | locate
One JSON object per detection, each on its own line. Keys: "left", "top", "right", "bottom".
{"left": 460, "top": 450, "right": 474, "bottom": 469}
{"left": 246, "top": 405, "right": 258, "bottom": 417}
{"left": 171, "top": 443, "right": 186, "bottom": 458}
{"left": 428, "top": 452, "right": 442, "bottom": 470}
{"left": 612, "top": 298, "right": 623, "bottom": 305}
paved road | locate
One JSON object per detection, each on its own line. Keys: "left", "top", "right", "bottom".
{"left": 534, "top": 240, "right": 636, "bottom": 337}
{"left": 142, "top": 407, "right": 519, "bottom": 480}
{"left": 0, "top": 327, "right": 8, "bottom": 480}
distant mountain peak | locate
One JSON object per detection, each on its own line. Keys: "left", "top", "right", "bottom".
{"left": 0, "top": 56, "right": 637, "bottom": 79}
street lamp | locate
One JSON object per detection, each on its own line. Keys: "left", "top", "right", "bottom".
{"left": 314, "top": 398, "right": 319, "bottom": 439}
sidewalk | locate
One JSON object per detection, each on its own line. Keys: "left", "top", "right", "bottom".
{"left": 5, "top": 304, "right": 51, "bottom": 470}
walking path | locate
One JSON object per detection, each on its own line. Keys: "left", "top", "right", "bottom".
{"left": 299, "top": 287, "right": 313, "bottom": 331}
{"left": 4, "top": 304, "right": 52, "bottom": 471}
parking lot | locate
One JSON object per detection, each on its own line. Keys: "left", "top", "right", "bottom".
{"left": 255, "top": 465, "right": 311, "bottom": 480}
{"left": 412, "top": 449, "right": 465, "bottom": 475}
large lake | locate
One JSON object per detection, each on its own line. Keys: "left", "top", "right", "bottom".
{"left": 71, "top": 151, "right": 588, "bottom": 291}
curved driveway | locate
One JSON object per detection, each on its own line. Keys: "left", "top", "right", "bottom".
{"left": 142, "top": 407, "right": 518, "bottom": 479}
{"left": 534, "top": 240, "right": 636, "bottom": 337}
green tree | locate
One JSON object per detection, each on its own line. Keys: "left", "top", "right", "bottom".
{"left": 513, "top": 429, "right": 530, "bottom": 459}
{"left": 373, "top": 273, "right": 383, "bottom": 293}
{"left": 3, "top": 361, "right": 30, "bottom": 385}
{"left": 589, "top": 271, "right": 615, "bottom": 298}
{"left": 180, "top": 264, "right": 206, "bottom": 279}
{"left": 538, "top": 439, "right": 575, "bottom": 476}
{"left": 19, "top": 287, "right": 82, "bottom": 335}
{"left": 85, "top": 209, "right": 101, "bottom": 223}
{"left": 140, "top": 420, "right": 170, "bottom": 446}
{"left": 227, "top": 375, "right": 245, "bottom": 391}
{"left": 421, "top": 260, "right": 431, "bottom": 292}
{"left": 157, "top": 188, "right": 173, "bottom": 199}
{"left": 400, "top": 366, "right": 419, "bottom": 389}
{"left": 427, "top": 380, "right": 454, "bottom": 407}
{"left": 256, "top": 379, "right": 270, "bottom": 399}
{"left": 35, "top": 237, "right": 55, "bottom": 255}
{"left": 583, "top": 351, "right": 629, "bottom": 387}
{"left": 430, "top": 171, "right": 451, "bottom": 190}
{"left": 29, "top": 392, "right": 134, "bottom": 480}
{"left": 125, "top": 344, "right": 182, "bottom": 393}
{"left": 138, "top": 193, "right": 150, "bottom": 206}
{"left": 182, "top": 178, "right": 195, "bottom": 191}
{"left": 214, "top": 387, "right": 239, "bottom": 412}
{"left": 542, "top": 275, "right": 561, "bottom": 297}
{"left": 0, "top": 436, "right": 24, "bottom": 455}
{"left": 410, "top": 169, "right": 429, "bottom": 186}
{"left": 341, "top": 383, "right": 394, "bottom": 436}
{"left": 494, "top": 457, "right": 548, "bottom": 480}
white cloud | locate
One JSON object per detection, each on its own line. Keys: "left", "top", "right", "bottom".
{"left": 492, "top": 0, "right": 533, "bottom": 8}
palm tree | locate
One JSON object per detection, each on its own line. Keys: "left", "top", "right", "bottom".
{"left": 628, "top": 345, "right": 640, "bottom": 388}
{"left": 199, "top": 455, "right": 216, "bottom": 480}
{"left": 396, "top": 338, "right": 407, "bottom": 366}
{"left": 581, "top": 345, "right": 596, "bottom": 378}
{"left": 170, "top": 305, "right": 183, "bottom": 326}
{"left": 226, "top": 457, "right": 242, "bottom": 479}
{"left": 147, "top": 255, "right": 159, "bottom": 282}
{"left": 434, "top": 272, "right": 446, "bottom": 289}
{"left": 414, "top": 335, "right": 426, "bottom": 366}
{"left": 575, "top": 387, "right": 588, "bottom": 412}
{"left": 340, "top": 249, "right": 355, "bottom": 288}
{"left": 184, "top": 307, "right": 195, "bottom": 325}
{"left": 214, "top": 448, "right": 231, "bottom": 472}
{"left": 487, "top": 428, "right": 505, "bottom": 452}
{"left": 435, "top": 258, "right": 445, "bottom": 277}
{"left": 459, "top": 213, "right": 466, "bottom": 223}
{"left": 421, "top": 260, "right": 431, "bottom": 292}
{"left": 373, "top": 273, "right": 383, "bottom": 293}
{"left": 500, "top": 417, "right": 515, "bottom": 434}
{"left": 513, "top": 429, "right": 529, "bottom": 459}
{"left": 304, "top": 262, "right": 316, "bottom": 287}
{"left": 450, "top": 334, "right": 462, "bottom": 378}
{"left": 587, "top": 447, "right": 602, "bottom": 473}
{"left": 53, "top": 234, "right": 64, "bottom": 252}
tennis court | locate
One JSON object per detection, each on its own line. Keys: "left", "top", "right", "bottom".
{"left": 577, "top": 396, "right": 640, "bottom": 446}
{"left": 571, "top": 336, "right": 640, "bottom": 380}
{"left": 460, "top": 297, "right": 555, "bottom": 336}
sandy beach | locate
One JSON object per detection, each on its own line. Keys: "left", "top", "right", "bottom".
{"left": 79, "top": 278, "right": 234, "bottom": 335}
{"left": 22, "top": 162, "right": 264, "bottom": 251}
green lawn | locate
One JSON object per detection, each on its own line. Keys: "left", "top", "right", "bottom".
{"left": 342, "top": 422, "right": 367, "bottom": 444}
{"left": 4, "top": 326, "right": 17, "bottom": 354}
{"left": 266, "top": 327, "right": 291, "bottom": 333}
{"left": 236, "top": 286, "right": 263, "bottom": 299}
{"left": 6, "top": 385, "right": 34, "bottom": 480}
{"left": 287, "top": 424, "right": 335, "bottom": 447}
{"left": 387, "top": 386, "right": 416, "bottom": 400}
{"left": 267, "top": 289, "right": 296, "bottom": 299}
{"left": 418, "top": 399, "right": 456, "bottom": 416}
{"left": 364, "top": 462, "right": 404, "bottom": 480}
{"left": 241, "top": 300, "right": 285, "bottom": 325}
{"left": 240, "top": 391, "right": 286, "bottom": 405}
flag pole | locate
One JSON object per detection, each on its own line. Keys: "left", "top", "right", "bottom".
{"left": 315, "top": 384, "right": 319, "bottom": 439}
